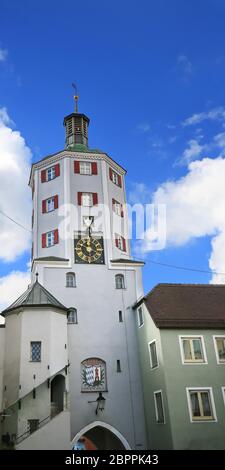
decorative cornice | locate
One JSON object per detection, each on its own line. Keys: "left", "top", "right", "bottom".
{"left": 29, "top": 150, "right": 126, "bottom": 186}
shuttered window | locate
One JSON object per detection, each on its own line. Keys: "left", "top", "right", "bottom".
{"left": 109, "top": 168, "right": 122, "bottom": 187}
{"left": 74, "top": 161, "right": 98, "bottom": 175}
{"left": 42, "top": 229, "right": 59, "bottom": 248}
{"left": 41, "top": 164, "right": 60, "bottom": 183}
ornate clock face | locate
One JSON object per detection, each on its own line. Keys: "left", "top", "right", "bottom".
{"left": 74, "top": 236, "right": 104, "bottom": 264}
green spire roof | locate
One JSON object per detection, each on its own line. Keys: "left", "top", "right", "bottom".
{"left": 1, "top": 276, "right": 67, "bottom": 316}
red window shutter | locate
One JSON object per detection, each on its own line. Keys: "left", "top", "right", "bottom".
{"left": 118, "top": 175, "right": 122, "bottom": 188}
{"left": 122, "top": 237, "right": 126, "bottom": 252}
{"left": 54, "top": 195, "right": 59, "bottom": 209}
{"left": 55, "top": 163, "right": 60, "bottom": 177}
{"left": 42, "top": 199, "right": 46, "bottom": 214}
{"left": 93, "top": 193, "right": 98, "bottom": 205}
{"left": 54, "top": 229, "right": 59, "bottom": 244}
{"left": 41, "top": 170, "right": 46, "bottom": 183}
{"left": 92, "top": 162, "right": 98, "bottom": 175}
{"left": 109, "top": 168, "right": 113, "bottom": 181}
{"left": 77, "top": 192, "right": 82, "bottom": 205}
{"left": 112, "top": 198, "right": 115, "bottom": 210}
{"left": 121, "top": 204, "right": 124, "bottom": 217}
{"left": 42, "top": 233, "right": 46, "bottom": 248}
{"left": 115, "top": 235, "right": 119, "bottom": 248}
{"left": 74, "top": 161, "right": 80, "bottom": 174}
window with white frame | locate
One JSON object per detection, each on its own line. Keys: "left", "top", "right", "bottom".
{"left": 154, "top": 391, "right": 165, "bottom": 424}
{"left": 112, "top": 171, "right": 119, "bottom": 185}
{"left": 114, "top": 200, "right": 121, "bottom": 216}
{"left": 187, "top": 388, "right": 216, "bottom": 422}
{"left": 149, "top": 340, "right": 158, "bottom": 368}
{"left": 222, "top": 387, "right": 225, "bottom": 407}
{"left": 117, "top": 236, "right": 123, "bottom": 250}
{"left": 66, "top": 272, "right": 76, "bottom": 287}
{"left": 47, "top": 166, "right": 55, "bottom": 181}
{"left": 30, "top": 342, "right": 41, "bottom": 362}
{"left": 46, "top": 231, "right": 55, "bottom": 247}
{"left": 180, "top": 336, "right": 206, "bottom": 363}
{"left": 214, "top": 336, "right": 225, "bottom": 363}
{"left": 67, "top": 308, "right": 78, "bottom": 324}
{"left": 47, "top": 197, "right": 55, "bottom": 212}
{"left": 80, "top": 162, "right": 92, "bottom": 175}
{"left": 137, "top": 307, "right": 144, "bottom": 327}
{"left": 115, "top": 274, "right": 125, "bottom": 289}
{"left": 81, "top": 193, "right": 93, "bottom": 207}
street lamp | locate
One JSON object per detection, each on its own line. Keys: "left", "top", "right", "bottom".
{"left": 88, "top": 392, "right": 106, "bottom": 415}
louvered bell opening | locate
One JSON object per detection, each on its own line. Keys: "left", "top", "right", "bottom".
{"left": 66, "top": 118, "right": 73, "bottom": 138}
{"left": 83, "top": 120, "right": 88, "bottom": 138}
{"left": 74, "top": 117, "right": 82, "bottom": 135}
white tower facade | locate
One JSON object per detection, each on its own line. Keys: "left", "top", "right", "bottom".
{"left": 29, "top": 107, "right": 147, "bottom": 449}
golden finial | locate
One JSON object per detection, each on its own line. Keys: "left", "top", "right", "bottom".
{"left": 72, "top": 82, "right": 79, "bottom": 113}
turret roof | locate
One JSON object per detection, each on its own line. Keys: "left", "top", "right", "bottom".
{"left": 1, "top": 276, "right": 67, "bottom": 316}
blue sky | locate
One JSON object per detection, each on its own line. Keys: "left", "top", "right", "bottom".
{"left": 1, "top": 0, "right": 225, "bottom": 304}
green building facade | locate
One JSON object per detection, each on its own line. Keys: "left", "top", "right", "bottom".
{"left": 134, "top": 284, "right": 225, "bottom": 450}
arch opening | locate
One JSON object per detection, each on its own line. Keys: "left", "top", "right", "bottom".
{"left": 72, "top": 421, "right": 130, "bottom": 450}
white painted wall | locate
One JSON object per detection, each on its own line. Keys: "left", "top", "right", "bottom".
{"left": 16, "top": 410, "right": 71, "bottom": 450}
{"left": 0, "top": 326, "right": 5, "bottom": 411}
{"left": 29, "top": 148, "right": 147, "bottom": 450}
{"left": 3, "top": 312, "right": 22, "bottom": 407}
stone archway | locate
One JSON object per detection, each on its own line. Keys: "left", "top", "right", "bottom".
{"left": 72, "top": 421, "right": 131, "bottom": 450}
{"left": 50, "top": 374, "right": 65, "bottom": 418}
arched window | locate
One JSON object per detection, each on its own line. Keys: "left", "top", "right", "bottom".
{"left": 66, "top": 272, "right": 76, "bottom": 287}
{"left": 115, "top": 274, "right": 125, "bottom": 289}
{"left": 67, "top": 308, "right": 78, "bottom": 324}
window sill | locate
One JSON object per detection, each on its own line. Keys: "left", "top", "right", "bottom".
{"left": 29, "top": 360, "right": 41, "bottom": 363}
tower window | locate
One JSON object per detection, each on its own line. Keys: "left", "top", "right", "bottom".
{"left": 137, "top": 307, "right": 144, "bottom": 327}
{"left": 41, "top": 164, "right": 60, "bottom": 183}
{"left": 82, "top": 193, "right": 93, "bottom": 207}
{"left": 112, "top": 199, "right": 124, "bottom": 217}
{"left": 46, "top": 231, "right": 55, "bottom": 247}
{"left": 109, "top": 168, "right": 122, "bottom": 187}
{"left": 115, "top": 274, "right": 125, "bottom": 289}
{"left": 117, "top": 360, "right": 121, "bottom": 372}
{"left": 115, "top": 234, "right": 126, "bottom": 252}
{"left": 30, "top": 342, "right": 41, "bottom": 362}
{"left": 119, "top": 310, "right": 123, "bottom": 322}
{"left": 47, "top": 167, "right": 56, "bottom": 181}
{"left": 68, "top": 308, "right": 78, "bottom": 324}
{"left": 80, "top": 162, "right": 92, "bottom": 175}
{"left": 66, "top": 272, "right": 76, "bottom": 288}
{"left": 154, "top": 391, "right": 165, "bottom": 424}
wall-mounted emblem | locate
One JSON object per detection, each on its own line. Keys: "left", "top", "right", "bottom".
{"left": 81, "top": 358, "right": 107, "bottom": 392}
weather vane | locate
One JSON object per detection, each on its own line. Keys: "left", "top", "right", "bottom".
{"left": 72, "top": 82, "right": 79, "bottom": 113}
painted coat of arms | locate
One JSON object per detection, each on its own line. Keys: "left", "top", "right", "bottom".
{"left": 81, "top": 358, "right": 107, "bottom": 392}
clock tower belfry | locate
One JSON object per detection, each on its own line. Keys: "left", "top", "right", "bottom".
{"left": 29, "top": 96, "right": 147, "bottom": 450}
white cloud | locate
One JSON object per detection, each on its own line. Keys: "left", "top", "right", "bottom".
{"left": 179, "top": 138, "right": 205, "bottom": 164}
{"left": 0, "top": 108, "right": 32, "bottom": 261}
{"left": 133, "top": 157, "right": 225, "bottom": 283}
{"left": 0, "top": 48, "right": 8, "bottom": 62}
{"left": 0, "top": 270, "right": 31, "bottom": 322}
{"left": 183, "top": 106, "right": 225, "bottom": 127}
{"left": 214, "top": 132, "right": 225, "bottom": 154}
{"left": 137, "top": 123, "right": 151, "bottom": 133}
{"left": 177, "top": 54, "right": 193, "bottom": 77}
